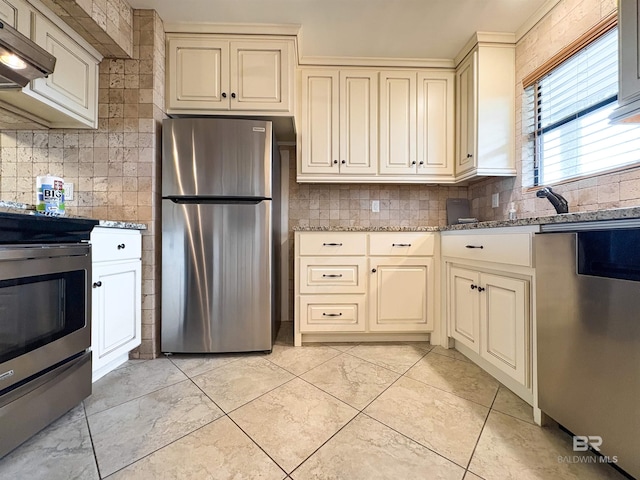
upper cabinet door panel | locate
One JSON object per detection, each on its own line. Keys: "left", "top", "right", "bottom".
{"left": 0, "top": 0, "right": 30, "bottom": 34}
{"left": 300, "top": 70, "right": 339, "bottom": 174}
{"left": 168, "top": 37, "right": 229, "bottom": 110}
{"left": 379, "top": 71, "right": 417, "bottom": 175}
{"left": 230, "top": 40, "right": 290, "bottom": 111}
{"left": 30, "top": 13, "right": 97, "bottom": 123}
{"left": 339, "top": 70, "right": 378, "bottom": 174}
{"left": 417, "top": 72, "right": 454, "bottom": 176}
{"left": 456, "top": 51, "right": 477, "bottom": 175}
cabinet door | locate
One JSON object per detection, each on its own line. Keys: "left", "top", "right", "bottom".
{"left": 379, "top": 71, "right": 417, "bottom": 175}
{"left": 417, "top": 72, "right": 454, "bottom": 177}
{"left": 480, "top": 273, "right": 528, "bottom": 385}
{"left": 0, "top": 0, "right": 30, "bottom": 34}
{"left": 448, "top": 265, "right": 480, "bottom": 353}
{"left": 92, "top": 260, "right": 142, "bottom": 380}
{"left": 339, "top": 70, "right": 378, "bottom": 174}
{"left": 455, "top": 51, "right": 477, "bottom": 176}
{"left": 30, "top": 13, "right": 98, "bottom": 124}
{"left": 300, "top": 69, "right": 340, "bottom": 174}
{"left": 167, "top": 37, "right": 229, "bottom": 111}
{"left": 369, "top": 257, "right": 433, "bottom": 332}
{"left": 619, "top": 0, "right": 640, "bottom": 104}
{"left": 229, "top": 40, "right": 291, "bottom": 111}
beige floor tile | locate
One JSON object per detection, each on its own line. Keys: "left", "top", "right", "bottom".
{"left": 468, "top": 411, "right": 627, "bottom": 480}
{"left": 491, "top": 386, "right": 534, "bottom": 424}
{"left": 88, "top": 380, "right": 223, "bottom": 477}
{"left": 321, "top": 342, "right": 360, "bottom": 352}
{"left": 85, "top": 358, "right": 188, "bottom": 415}
{"left": 347, "top": 343, "right": 429, "bottom": 374}
{"left": 301, "top": 353, "right": 400, "bottom": 410}
{"left": 464, "top": 472, "right": 485, "bottom": 480}
{"left": 229, "top": 378, "right": 358, "bottom": 473}
{"left": 405, "top": 352, "right": 499, "bottom": 407}
{"left": 431, "top": 346, "right": 473, "bottom": 363}
{"left": 291, "top": 414, "right": 465, "bottom": 480}
{"left": 107, "top": 416, "right": 286, "bottom": 480}
{"left": 364, "top": 376, "right": 488, "bottom": 467}
{"left": 192, "top": 357, "right": 294, "bottom": 412}
{"left": 169, "top": 353, "right": 244, "bottom": 378}
{"left": 0, "top": 405, "right": 98, "bottom": 480}
{"left": 266, "top": 343, "right": 341, "bottom": 376}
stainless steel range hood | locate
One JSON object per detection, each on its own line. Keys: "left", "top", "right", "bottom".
{"left": 0, "top": 20, "right": 55, "bottom": 89}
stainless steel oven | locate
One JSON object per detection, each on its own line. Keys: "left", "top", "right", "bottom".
{"left": 0, "top": 242, "right": 92, "bottom": 457}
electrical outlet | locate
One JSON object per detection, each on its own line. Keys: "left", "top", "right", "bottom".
{"left": 65, "top": 182, "right": 74, "bottom": 201}
{"left": 491, "top": 193, "right": 499, "bottom": 208}
{"left": 371, "top": 200, "right": 380, "bottom": 213}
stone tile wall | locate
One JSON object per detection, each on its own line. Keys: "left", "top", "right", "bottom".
{"left": 468, "top": 0, "right": 640, "bottom": 221}
{"left": 41, "top": 0, "right": 134, "bottom": 57}
{"left": 0, "top": 9, "right": 165, "bottom": 359}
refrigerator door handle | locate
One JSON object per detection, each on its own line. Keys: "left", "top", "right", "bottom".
{"left": 164, "top": 196, "right": 270, "bottom": 205}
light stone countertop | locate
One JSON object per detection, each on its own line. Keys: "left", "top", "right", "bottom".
{"left": 293, "top": 206, "right": 640, "bottom": 232}
{"left": 0, "top": 200, "right": 147, "bottom": 230}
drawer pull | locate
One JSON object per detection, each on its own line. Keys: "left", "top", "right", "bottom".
{"left": 117, "top": 243, "right": 126, "bottom": 250}
{"left": 465, "top": 245, "right": 484, "bottom": 249}
{"left": 322, "top": 312, "right": 343, "bottom": 317}
{"left": 322, "top": 274, "right": 343, "bottom": 278}
{"left": 323, "top": 242, "right": 343, "bottom": 246}
{"left": 392, "top": 243, "right": 412, "bottom": 247}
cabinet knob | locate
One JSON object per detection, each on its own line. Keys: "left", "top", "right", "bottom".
{"left": 470, "top": 284, "right": 477, "bottom": 290}
{"left": 341, "top": 160, "right": 346, "bottom": 164}
{"left": 419, "top": 161, "right": 424, "bottom": 165}
{"left": 93, "top": 281, "right": 102, "bottom": 288}
{"left": 478, "top": 286, "right": 486, "bottom": 292}
{"left": 411, "top": 161, "right": 416, "bottom": 165}
{"left": 117, "top": 243, "right": 126, "bottom": 250}
{"left": 333, "top": 160, "right": 338, "bottom": 165}
{"left": 231, "top": 93, "right": 236, "bottom": 98}
{"left": 466, "top": 153, "right": 473, "bottom": 158}
{"left": 371, "top": 268, "right": 377, "bottom": 273}
{"left": 222, "top": 92, "right": 227, "bottom": 98}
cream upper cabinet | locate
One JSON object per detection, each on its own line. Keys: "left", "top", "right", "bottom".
{"left": 166, "top": 34, "right": 294, "bottom": 115}
{"left": 297, "top": 67, "right": 455, "bottom": 183}
{"left": 299, "top": 68, "right": 377, "bottom": 176}
{"left": 455, "top": 42, "right": 516, "bottom": 181}
{"left": 0, "top": 0, "right": 101, "bottom": 128}
{"left": 379, "top": 71, "right": 417, "bottom": 175}
{"left": 612, "top": 1, "right": 640, "bottom": 122}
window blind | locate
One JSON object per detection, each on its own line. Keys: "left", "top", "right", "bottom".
{"left": 527, "top": 27, "right": 640, "bottom": 186}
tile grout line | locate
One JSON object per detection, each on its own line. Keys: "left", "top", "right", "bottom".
{"left": 463, "top": 385, "right": 500, "bottom": 474}
{"left": 81, "top": 401, "right": 103, "bottom": 480}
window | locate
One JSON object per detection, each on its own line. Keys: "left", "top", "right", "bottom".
{"left": 525, "top": 26, "right": 640, "bottom": 186}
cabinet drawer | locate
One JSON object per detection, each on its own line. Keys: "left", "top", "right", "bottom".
{"left": 299, "top": 296, "right": 365, "bottom": 332}
{"left": 441, "top": 233, "right": 531, "bottom": 267}
{"left": 91, "top": 228, "right": 142, "bottom": 263}
{"left": 298, "top": 232, "right": 367, "bottom": 256}
{"left": 368, "top": 233, "right": 435, "bottom": 256}
{"left": 299, "top": 257, "right": 366, "bottom": 294}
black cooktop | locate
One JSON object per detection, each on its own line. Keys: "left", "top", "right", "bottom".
{"left": 0, "top": 212, "right": 99, "bottom": 244}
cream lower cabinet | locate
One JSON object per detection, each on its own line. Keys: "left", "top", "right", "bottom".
{"left": 442, "top": 227, "right": 537, "bottom": 403}
{"left": 91, "top": 228, "right": 142, "bottom": 382}
{"left": 166, "top": 34, "right": 294, "bottom": 115}
{"left": 295, "top": 231, "right": 435, "bottom": 345}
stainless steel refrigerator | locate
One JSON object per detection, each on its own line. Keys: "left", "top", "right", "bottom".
{"left": 161, "top": 118, "right": 280, "bottom": 353}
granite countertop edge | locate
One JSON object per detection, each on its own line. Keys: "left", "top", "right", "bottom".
{"left": 293, "top": 206, "right": 640, "bottom": 232}
{"left": 0, "top": 201, "right": 147, "bottom": 230}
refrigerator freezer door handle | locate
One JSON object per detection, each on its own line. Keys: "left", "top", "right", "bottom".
{"left": 164, "top": 196, "right": 270, "bottom": 205}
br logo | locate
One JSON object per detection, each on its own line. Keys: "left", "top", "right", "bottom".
{"left": 573, "top": 435, "right": 602, "bottom": 452}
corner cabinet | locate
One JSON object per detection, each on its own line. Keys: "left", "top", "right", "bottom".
{"left": 0, "top": 0, "right": 101, "bottom": 128}
{"left": 294, "top": 231, "right": 436, "bottom": 346}
{"left": 166, "top": 34, "right": 295, "bottom": 115}
{"left": 455, "top": 39, "right": 516, "bottom": 181}
{"left": 441, "top": 227, "right": 538, "bottom": 404}
{"left": 91, "top": 228, "right": 142, "bottom": 382}
{"left": 297, "top": 67, "right": 455, "bottom": 184}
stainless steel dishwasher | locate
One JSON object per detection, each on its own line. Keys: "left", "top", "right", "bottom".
{"left": 535, "top": 221, "right": 640, "bottom": 479}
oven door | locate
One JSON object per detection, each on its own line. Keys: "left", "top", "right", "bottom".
{"left": 0, "top": 244, "right": 91, "bottom": 393}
